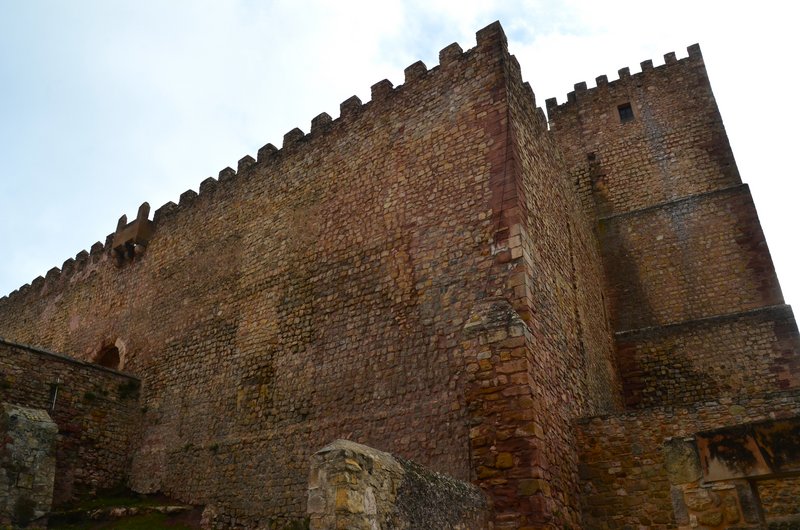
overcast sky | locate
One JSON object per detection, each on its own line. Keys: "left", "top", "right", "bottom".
{"left": 1, "top": 0, "right": 797, "bottom": 308}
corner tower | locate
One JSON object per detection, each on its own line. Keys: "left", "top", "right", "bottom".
{"left": 549, "top": 46, "right": 800, "bottom": 527}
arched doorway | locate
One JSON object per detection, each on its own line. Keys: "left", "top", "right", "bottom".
{"left": 96, "top": 345, "right": 121, "bottom": 370}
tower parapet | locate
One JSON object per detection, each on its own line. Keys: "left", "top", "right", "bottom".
{"left": 546, "top": 43, "right": 739, "bottom": 218}
{"left": 545, "top": 44, "right": 704, "bottom": 116}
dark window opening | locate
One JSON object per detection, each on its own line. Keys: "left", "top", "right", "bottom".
{"left": 618, "top": 103, "right": 634, "bottom": 123}
{"left": 97, "top": 346, "right": 120, "bottom": 370}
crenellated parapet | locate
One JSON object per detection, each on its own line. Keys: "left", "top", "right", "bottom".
{"left": 545, "top": 44, "right": 703, "bottom": 122}
{"left": 144, "top": 21, "right": 513, "bottom": 224}
{"left": 1, "top": 239, "right": 109, "bottom": 306}
{"left": 111, "top": 202, "right": 153, "bottom": 265}
{"left": 543, "top": 42, "right": 741, "bottom": 219}
{"left": 1, "top": 20, "right": 546, "bottom": 306}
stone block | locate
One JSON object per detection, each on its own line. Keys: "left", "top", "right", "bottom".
{"left": 308, "top": 440, "right": 489, "bottom": 530}
{"left": 663, "top": 437, "right": 702, "bottom": 485}
{"left": 0, "top": 403, "right": 57, "bottom": 528}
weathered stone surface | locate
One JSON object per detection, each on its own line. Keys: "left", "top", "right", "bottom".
{"left": 758, "top": 476, "right": 800, "bottom": 522}
{"left": 683, "top": 488, "right": 717, "bottom": 512}
{"left": 0, "top": 403, "right": 57, "bottom": 528}
{"left": 0, "top": 18, "right": 796, "bottom": 530}
{"left": 697, "top": 417, "right": 800, "bottom": 482}
{"left": 308, "top": 440, "right": 489, "bottom": 530}
{"left": 0, "top": 340, "right": 139, "bottom": 506}
{"left": 664, "top": 438, "right": 702, "bottom": 485}
{"left": 697, "top": 509, "right": 723, "bottom": 526}
{"left": 576, "top": 398, "right": 800, "bottom": 529}
{"left": 670, "top": 486, "right": 690, "bottom": 525}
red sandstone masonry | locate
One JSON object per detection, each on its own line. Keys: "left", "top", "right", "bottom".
{"left": 0, "top": 22, "right": 595, "bottom": 528}
{"left": 1, "top": 22, "right": 797, "bottom": 530}
{"left": 548, "top": 41, "right": 800, "bottom": 529}
{"left": 616, "top": 305, "right": 800, "bottom": 408}
{"left": 598, "top": 185, "right": 783, "bottom": 331}
{"left": 575, "top": 391, "right": 800, "bottom": 529}
{"left": 547, "top": 45, "right": 740, "bottom": 219}
{"left": 502, "top": 43, "right": 623, "bottom": 527}
{"left": 454, "top": 22, "right": 622, "bottom": 528}
{"left": 0, "top": 339, "right": 140, "bottom": 506}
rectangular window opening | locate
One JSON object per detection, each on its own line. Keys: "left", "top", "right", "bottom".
{"left": 618, "top": 103, "right": 634, "bottom": 123}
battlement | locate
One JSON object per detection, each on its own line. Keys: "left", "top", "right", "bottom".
{"left": 545, "top": 43, "right": 703, "bottom": 118}
{"left": 543, "top": 40, "right": 738, "bottom": 220}
{"left": 0, "top": 21, "right": 525, "bottom": 306}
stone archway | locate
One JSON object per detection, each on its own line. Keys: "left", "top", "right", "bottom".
{"left": 93, "top": 339, "right": 127, "bottom": 371}
{"left": 96, "top": 346, "right": 120, "bottom": 369}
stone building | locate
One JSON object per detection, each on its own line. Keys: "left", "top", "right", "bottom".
{"left": 1, "top": 21, "right": 798, "bottom": 529}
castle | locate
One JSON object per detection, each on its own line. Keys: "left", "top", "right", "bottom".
{"left": 1, "top": 21, "right": 799, "bottom": 529}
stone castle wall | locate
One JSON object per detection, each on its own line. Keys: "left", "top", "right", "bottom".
{"left": 0, "top": 23, "right": 620, "bottom": 527}
{"left": 546, "top": 47, "right": 740, "bottom": 218}
{"left": 0, "top": 21, "right": 797, "bottom": 529}
{"left": 546, "top": 44, "right": 800, "bottom": 529}
{"left": 598, "top": 185, "right": 783, "bottom": 331}
{"left": 496, "top": 40, "right": 623, "bottom": 525}
{"left": 0, "top": 339, "right": 140, "bottom": 506}
{"left": 547, "top": 46, "right": 782, "bottom": 333}
{"left": 576, "top": 391, "right": 800, "bottom": 529}
{"left": 545, "top": 40, "right": 798, "bottom": 402}
{"left": 616, "top": 305, "right": 800, "bottom": 408}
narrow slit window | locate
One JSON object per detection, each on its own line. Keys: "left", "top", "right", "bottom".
{"left": 618, "top": 103, "right": 634, "bottom": 123}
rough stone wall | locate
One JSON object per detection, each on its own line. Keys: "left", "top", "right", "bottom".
{"left": 450, "top": 23, "right": 621, "bottom": 529}
{"left": 306, "top": 439, "right": 490, "bottom": 530}
{"left": 0, "top": 403, "right": 57, "bottom": 528}
{"left": 598, "top": 185, "right": 783, "bottom": 331}
{"left": 0, "top": 24, "right": 550, "bottom": 527}
{"left": 662, "top": 417, "right": 800, "bottom": 528}
{"left": 616, "top": 305, "right": 800, "bottom": 408}
{"left": 575, "top": 391, "right": 800, "bottom": 529}
{"left": 508, "top": 47, "right": 621, "bottom": 417}
{"left": 500, "top": 37, "right": 622, "bottom": 525}
{"left": 2, "top": 21, "right": 796, "bottom": 529}
{"left": 0, "top": 339, "right": 140, "bottom": 506}
{"left": 758, "top": 476, "right": 800, "bottom": 523}
{"left": 546, "top": 46, "right": 740, "bottom": 219}
{"left": 547, "top": 43, "right": 800, "bottom": 529}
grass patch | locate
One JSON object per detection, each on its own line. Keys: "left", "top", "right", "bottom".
{"left": 49, "top": 490, "right": 201, "bottom": 529}
{"left": 69, "top": 494, "right": 166, "bottom": 512}
{"left": 49, "top": 511, "right": 196, "bottom": 529}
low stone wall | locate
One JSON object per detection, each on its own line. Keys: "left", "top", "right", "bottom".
{"left": 0, "top": 404, "right": 57, "bottom": 528}
{"left": 0, "top": 339, "right": 140, "bottom": 505}
{"left": 307, "top": 439, "right": 491, "bottom": 530}
{"left": 759, "top": 476, "right": 800, "bottom": 524}
{"left": 576, "top": 391, "right": 800, "bottom": 529}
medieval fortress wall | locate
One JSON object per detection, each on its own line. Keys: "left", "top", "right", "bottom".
{"left": 547, "top": 47, "right": 793, "bottom": 403}
{"left": 1, "top": 21, "right": 798, "bottom": 529}
{"left": 545, "top": 41, "right": 800, "bottom": 528}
